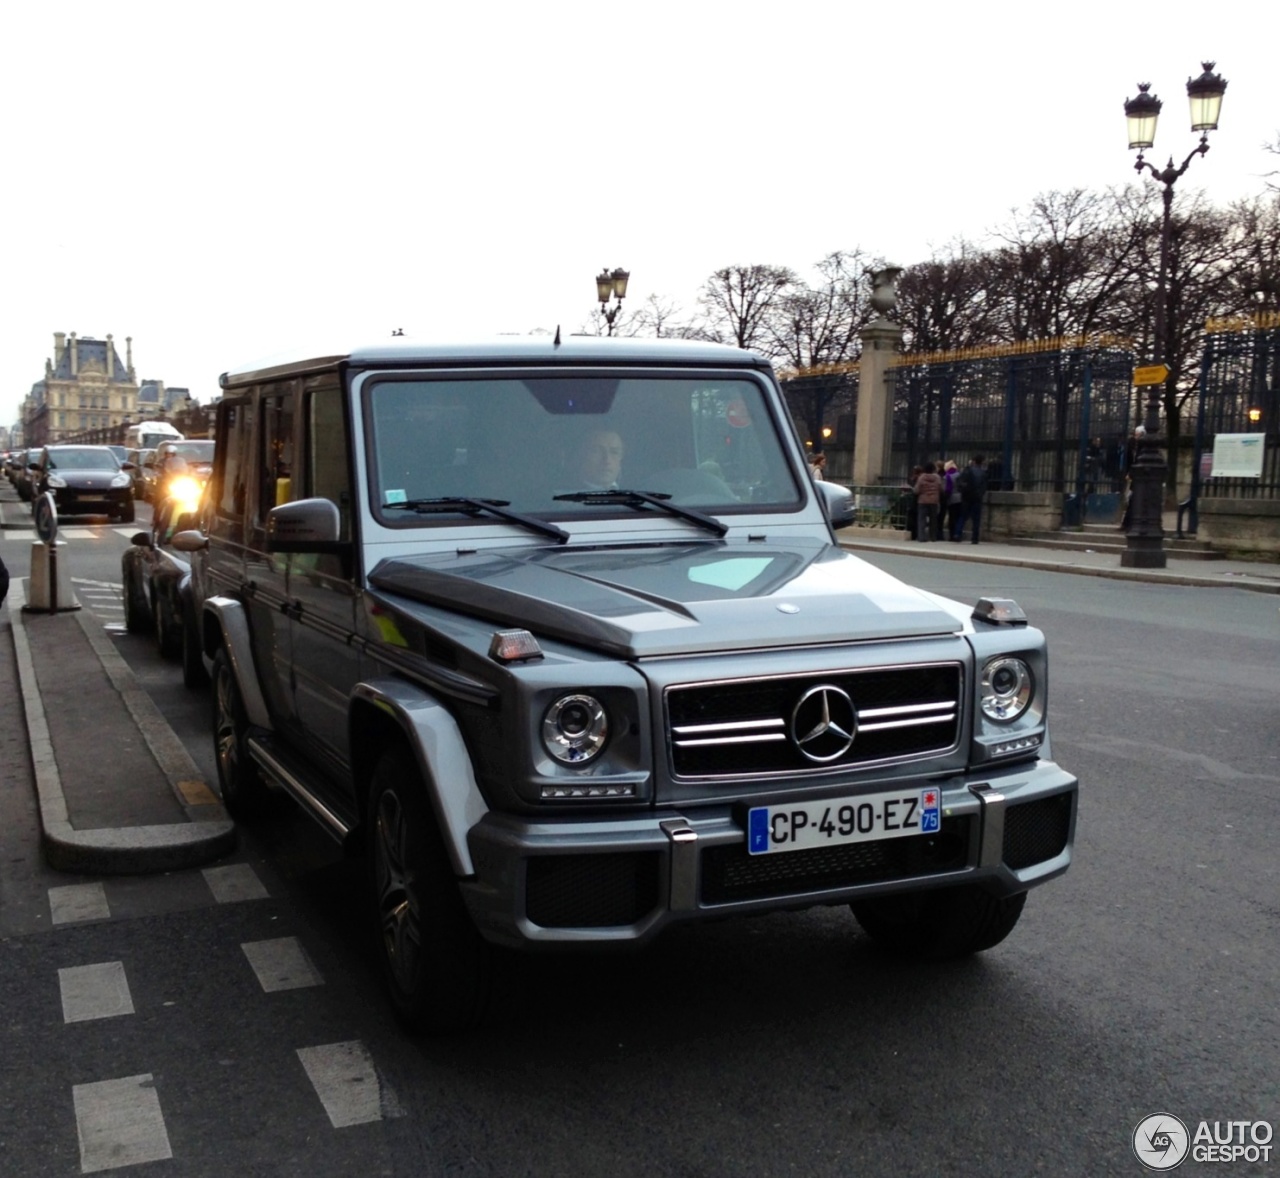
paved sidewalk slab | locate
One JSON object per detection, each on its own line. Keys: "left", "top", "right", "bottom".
{"left": 7, "top": 580, "right": 235, "bottom": 874}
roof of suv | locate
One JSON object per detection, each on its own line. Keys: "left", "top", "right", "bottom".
{"left": 220, "top": 336, "right": 770, "bottom": 388}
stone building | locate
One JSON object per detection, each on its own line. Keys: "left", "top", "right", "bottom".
{"left": 21, "top": 332, "right": 141, "bottom": 445}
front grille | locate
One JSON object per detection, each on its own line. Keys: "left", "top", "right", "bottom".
{"left": 701, "top": 816, "right": 971, "bottom": 904}
{"left": 525, "top": 852, "right": 661, "bottom": 928}
{"left": 668, "top": 664, "right": 962, "bottom": 778}
{"left": 1002, "top": 793, "right": 1072, "bottom": 869}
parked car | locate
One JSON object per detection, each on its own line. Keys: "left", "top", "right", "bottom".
{"left": 30, "top": 445, "right": 134, "bottom": 522}
{"left": 15, "top": 447, "right": 44, "bottom": 501}
{"left": 125, "top": 449, "right": 153, "bottom": 499}
{"left": 176, "top": 337, "right": 1078, "bottom": 1034}
{"left": 122, "top": 494, "right": 204, "bottom": 681}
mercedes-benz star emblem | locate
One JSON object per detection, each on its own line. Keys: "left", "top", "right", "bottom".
{"left": 790, "top": 685, "right": 857, "bottom": 763}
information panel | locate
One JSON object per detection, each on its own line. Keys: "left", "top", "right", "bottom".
{"left": 1210, "top": 434, "right": 1265, "bottom": 479}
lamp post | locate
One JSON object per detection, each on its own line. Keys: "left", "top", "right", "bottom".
{"left": 1121, "top": 62, "right": 1227, "bottom": 569}
{"left": 595, "top": 267, "right": 630, "bottom": 336}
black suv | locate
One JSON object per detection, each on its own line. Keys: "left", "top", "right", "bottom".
{"left": 176, "top": 337, "right": 1077, "bottom": 1033}
{"left": 31, "top": 445, "right": 135, "bottom": 522}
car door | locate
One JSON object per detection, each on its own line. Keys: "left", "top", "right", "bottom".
{"left": 285, "top": 377, "right": 360, "bottom": 777}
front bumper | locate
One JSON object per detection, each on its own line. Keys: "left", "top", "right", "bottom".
{"left": 462, "top": 757, "right": 1077, "bottom": 947}
{"left": 51, "top": 488, "right": 131, "bottom": 516}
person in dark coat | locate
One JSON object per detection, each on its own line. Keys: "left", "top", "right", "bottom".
{"left": 953, "top": 454, "right": 989, "bottom": 543}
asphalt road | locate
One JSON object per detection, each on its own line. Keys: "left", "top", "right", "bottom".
{"left": 2, "top": 500, "right": 1277, "bottom": 1177}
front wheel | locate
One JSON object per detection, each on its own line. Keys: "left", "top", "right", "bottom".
{"left": 154, "top": 590, "right": 180, "bottom": 660}
{"left": 116, "top": 500, "right": 135, "bottom": 524}
{"left": 211, "top": 647, "right": 269, "bottom": 817}
{"left": 851, "top": 886, "right": 1027, "bottom": 960}
{"left": 367, "top": 748, "right": 492, "bottom": 1034}
{"left": 181, "top": 605, "right": 208, "bottom": 689}
{"left": 122, "top": 563, "right": 151, "bottom": 634}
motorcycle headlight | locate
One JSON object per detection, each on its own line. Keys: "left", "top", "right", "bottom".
{"left": 167, "top": 475, "right": 203, "bottom": 510}
{"left": 47, "top": 474, "right": 67, "bottom": 488}
{"left": 980, "top": 657, "right": 1033, "bottom": 722}
{"left": 542, "top": 694, "right": 609, "bottom": 765}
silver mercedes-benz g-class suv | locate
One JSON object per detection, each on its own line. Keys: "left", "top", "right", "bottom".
{"left": 176, "top": 336, "right": 1077, "bottom": 1033}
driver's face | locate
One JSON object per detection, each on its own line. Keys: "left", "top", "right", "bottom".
{"left": 579, "top": 430, "right": 623, "bottom": 487}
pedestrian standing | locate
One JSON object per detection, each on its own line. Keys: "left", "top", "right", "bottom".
{"left": 809, "top": 452, "right": 827, "bottom": 481}
{"left": 942, "top": 460, "right": 962, "bottom": 539}
{"left": 913, "top": 462, "right": 942, "bottom": 543}
{"left": 954, "top": 454, "right": 989, "bottom": 543}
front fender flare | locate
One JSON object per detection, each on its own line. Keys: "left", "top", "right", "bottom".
{"left": 202, "top": 595, "right": 272, "bottom": 731}
{"left": 351, "top": 679, "right": 488, "bottom": 876}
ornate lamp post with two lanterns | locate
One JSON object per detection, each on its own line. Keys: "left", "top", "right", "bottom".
{"left": 1120, "top": 62, "right": 1227, "bottom": 568}
{"left": 595, "top": 267, "right": 630, "bottom": 336}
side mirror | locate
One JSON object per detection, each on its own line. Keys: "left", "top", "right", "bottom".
{"left": 267, "top": 497, "right": 342, "bottom": 553}
{"left": 816, "top": 481, "right": 855, "bottom": 529}
{"left": 130, "top": 532, "right": 153, "bottom": 548}
{"left": 171, "top": 529, "right": 209, "bottom": 553}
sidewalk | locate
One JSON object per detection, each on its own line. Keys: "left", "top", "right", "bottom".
{"left": 4, "top": 578, "right": 235, "bottom": 875}
{"left": 837, "top": 525, "right": 1280, "bottom": 594}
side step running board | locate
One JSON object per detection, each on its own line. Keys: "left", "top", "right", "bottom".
{"left": 247, "top": 736, "right": 354, "bottom": 846}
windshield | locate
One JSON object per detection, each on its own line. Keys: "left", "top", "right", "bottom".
{"left": 365, "top": 374, "right": 801, "bottom": 525}
{"left": 46, "top": 448, "right": 121, "bottom": 471}
{"left": 170, "top": 441, "right": 215, "bottom": 462}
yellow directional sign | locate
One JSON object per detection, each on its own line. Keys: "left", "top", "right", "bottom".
{"left": 1133, "top": 364, "right": 1170, "bottom": 386}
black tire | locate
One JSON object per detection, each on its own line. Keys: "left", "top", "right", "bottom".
{"left": 367, "top": 747, "right": 492, "bottom": 1034}
{"left": 154, "top": 591, "right": 181, "bottom": 660}
{"left": 851, "top": 885, "right": 1027, "bottom": 960}
{"left": 117, "top": 499, "right": 135, "bottom": 524}
{"left": 182, "top": 605, "right": 209, "bottom": 689}
{"left": 211, "top": 647, "right": 269, "bottom": 818}
{"left": 122, "top": 565, "right": 151, "bottom": 634}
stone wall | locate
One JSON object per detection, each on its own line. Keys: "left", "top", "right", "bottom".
{"left": 1195, "top": 498, "right": 1280, "bottom": 560}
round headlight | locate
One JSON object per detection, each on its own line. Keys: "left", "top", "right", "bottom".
{"left": 542, "top": 694, "right": 608, "bottom": 765}
{"left": 110, "top": 473, "right": 132, "bottom": 488}
{"left": 980, "top": 657, "right": 1033, "bottom": 722}
{"left": 47, "top": 474, "right": 67, "bottom": 488}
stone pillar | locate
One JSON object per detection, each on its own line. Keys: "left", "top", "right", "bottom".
{"left": 70, "top": 333, "right": 78, "bottom": 376}
{"left": 54, "top": 332, "right": 66, "bottom": 366}
{"left": 852, "top": 267, "right": 904, "bottom": 486}
{"left": 126, "top": 336, "right": 134, "bottom": 382}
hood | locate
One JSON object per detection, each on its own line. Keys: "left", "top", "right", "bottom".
{"left": 368, "top": 539, "right": 964, "bottom": 659}
{"left": 57, "top": 468, "right": 123, "bottom": 486}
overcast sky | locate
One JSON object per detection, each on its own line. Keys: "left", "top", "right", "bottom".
{"left": 2, "top": 1, "right": 1274, "bottom": 429}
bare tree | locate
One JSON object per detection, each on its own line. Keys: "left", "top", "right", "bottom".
{"left": 697, "top": 264, "right": 796, "bottom": 351}
{"left": 619, "top": 293, "right": 707, "bottom": 340}
{"left": 896, "top": 242, "right": 999, "bottom": 353}
{"left": 767, "top": 251, "right": 873, "bottom": 447}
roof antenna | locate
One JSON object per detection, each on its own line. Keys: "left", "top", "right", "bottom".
{"left": 553, "top": 324, "right": 561, "bottom": 347}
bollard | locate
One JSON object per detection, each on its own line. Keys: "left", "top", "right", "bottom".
{"left": 24, "top": 492, "right": 79, "bottom": 613}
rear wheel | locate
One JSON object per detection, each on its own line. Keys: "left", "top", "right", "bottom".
{"left": 154, "top": 590, "right": 180, "bottom": 660}
{"left": 211, "top": 647, "right": 269, "bottom": 817}
{"left": 851, "top": 885, "right": 1027, "bottom": 960}
{"left": 122, "top": 563, "right": 151, "bottom": 634}
{"left": 367, "top": 747, "right": 492, "bottom": 1034}
{"left": 181, "top": 605, "right": 208, "bottom": 689}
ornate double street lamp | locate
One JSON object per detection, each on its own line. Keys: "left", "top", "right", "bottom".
{"left": 1121, "top": 62, "right": 1228, "bottom": 568}
{"left": 595, "top": 267, "right": 630, "bottom": 336}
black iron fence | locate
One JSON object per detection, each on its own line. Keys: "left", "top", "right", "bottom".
{"left": 1190, "top": 313, "right": 1280, "bottom": 501}
{"left": 888, "top": 337, "right": 1138, "bottom": 496}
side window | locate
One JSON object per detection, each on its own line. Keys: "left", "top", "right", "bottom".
{"left": 213, "top": 397, "right": 252, "bottom": 530}
{"left": 257, "top": 387, "right": 295, "bottom": 526}
{"left": 305, "top": 383, "right": 351, "bottom": 541}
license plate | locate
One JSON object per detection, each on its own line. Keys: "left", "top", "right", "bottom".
{"left": 747, "top": 787, "right": 941, "bottom": 855}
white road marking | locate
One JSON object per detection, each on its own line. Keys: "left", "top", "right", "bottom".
{"left": 60, "top": 528, "right": 99, "bottom": 539}
{"left": 112, "top": 528, "right": 141, "bottom": 538}
{"left": 59, "top": 962, "right": 135, "bottom": 1023}
{"left": 73, "top": 1074, "right": 173, "bottom": 1172}
{"left": 241, "top": 936, "right": 323, "bottom": 992}
{"left": 203, "top": 863, "right": 268, "bottom": 903}
{"left": 50, "top": 883, "right": 110, "bottom": 925}
{"left": 3, "top": 529, "right": 37, "bottom": 541}
{"left": 297, "top": 1041, "right": 404, "bottom": 1128}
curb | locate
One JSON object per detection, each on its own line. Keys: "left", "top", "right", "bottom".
{"left": 837, "top": 535, "right": 1280, "bottom": 595}
{"left": 8, "top": 579, "right": 236, "bottom": 875}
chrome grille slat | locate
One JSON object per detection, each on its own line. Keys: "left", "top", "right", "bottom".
{"left": 667, "top": 662, "right": 963, "bottom": 778}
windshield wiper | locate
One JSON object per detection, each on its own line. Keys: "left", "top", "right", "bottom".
{"left": 553, "top": 489, "right": 728, "bottom": 537}
{"left": 384, "top": 497, "right": 569, "bottom": 543}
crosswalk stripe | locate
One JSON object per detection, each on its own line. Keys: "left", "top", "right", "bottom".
{"left": 73, "top": 1074, "right": 173, "bottom": 1172}
{"left": 241, "top": 937, "right": 323, "bottom": 992}
{"left": 3, "top": 530, "right": 36, "bottom": 541}
{"left": 297, "top": 1041, "right": 404, "bottom": 1128}
{"left": 203, "top": 863, "right": 269, "bottom": 903}
{"left": 59, "top": 962, "right": 135, "bottom": 1023}
{"left": 50, "top": 882, "right": 110, "bottom": 926}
